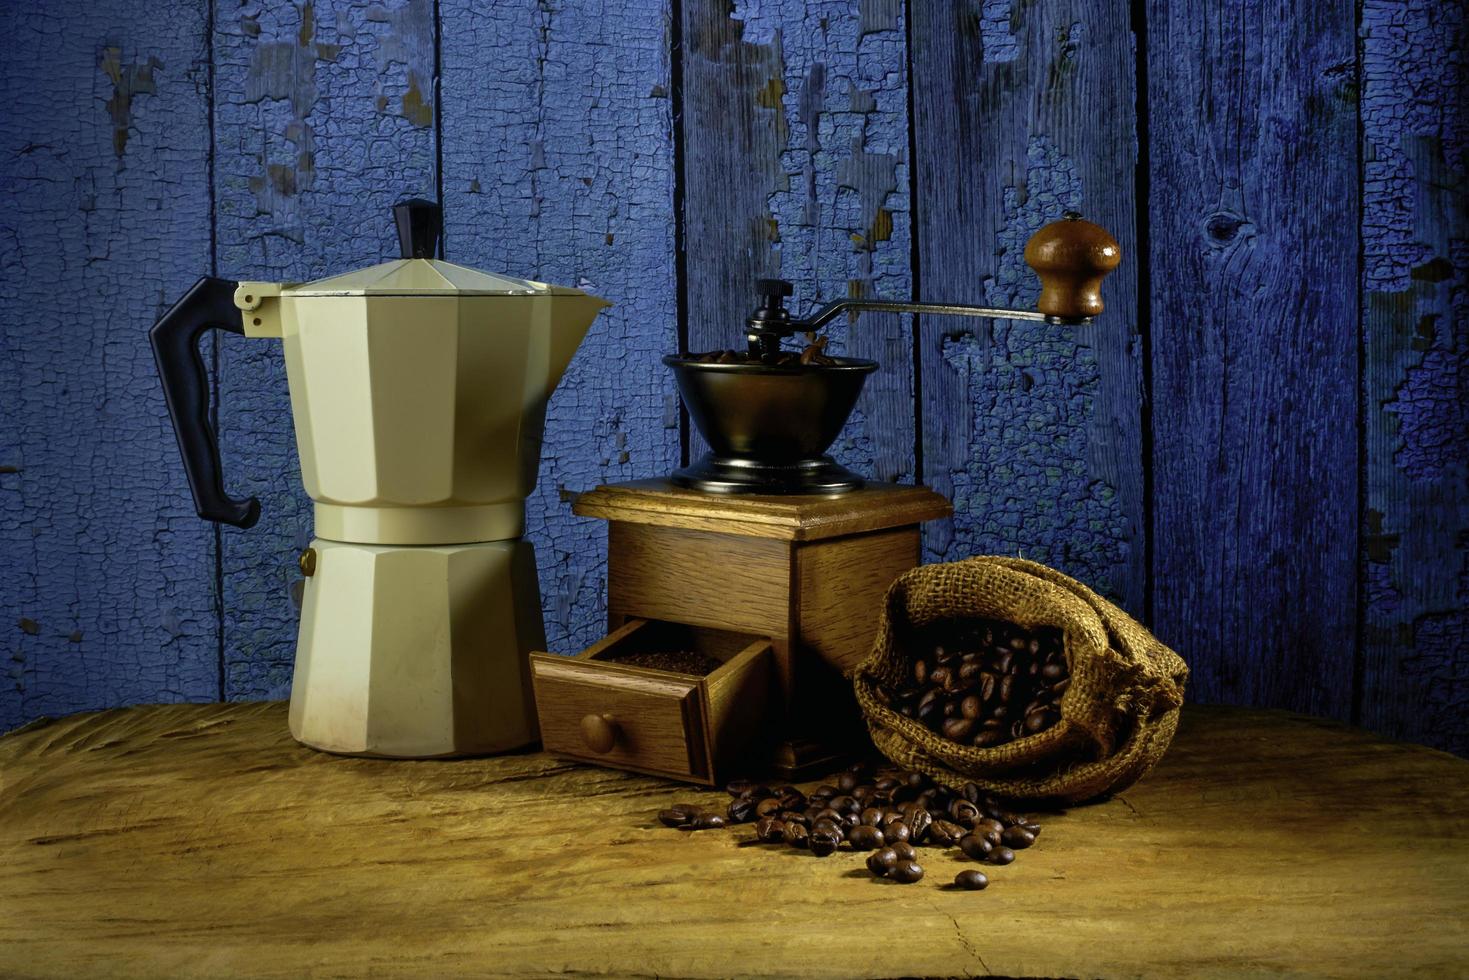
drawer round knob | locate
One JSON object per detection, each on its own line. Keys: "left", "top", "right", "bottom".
{"left": 580, "top": 713, "right": 619, "bottom": 754}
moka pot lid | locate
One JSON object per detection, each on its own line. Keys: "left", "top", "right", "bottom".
{"left": 280, "top": 198, "right": 597, "bottom": 299}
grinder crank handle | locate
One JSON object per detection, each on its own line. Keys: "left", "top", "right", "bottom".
{"left": 1023, "top": 211, "right": 1122, "bottom": 320}
{"left": 150, "top": 276, "right": 261, "bottom": 529}
{"left": 748, "top": 212, "right": 1122, "bottom": 336}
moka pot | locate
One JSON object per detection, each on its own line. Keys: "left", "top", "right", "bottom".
{"left": 151, "top": 200, "right": 609, "bottom": 757}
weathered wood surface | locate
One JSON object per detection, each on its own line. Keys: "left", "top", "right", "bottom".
{"left": 1, "top": 702, "right": 1466, "bottom": 979}
{"left": 1358, "top": 0, "right": 1469, "bottom": 755}
{"left": 213, "top": 0, "right": 439, "bottom": 700}
{"left": 0, "top": 0, "right": 220, "bottom": 730}
{"left": 681, "top": 0, "right": 915, "bottom": 484}
{"left": 439, "top": 0, "right": 679, "bottom": 655}
{"left": 1147, "top": 0, "right": 1361, "bottom": 717}
{"left": 910, "top": 1, "right": 1146, "bottom": 615}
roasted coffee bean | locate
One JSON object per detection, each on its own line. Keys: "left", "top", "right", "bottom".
{"left": 809, "top": 830, "right": 840, "bottom": 857}
{"left": 913, "top": 659, "right": 929, "bottom": 685}
{"left": 1024, "top": 708, "right": 1058, "bottom": 734}
{"left": 1001, "top": 826, "right": 1036, "bottom": 849}
{"left": 928, "top": 666, "right": 951, "bottom": 689}
{"left": 657, "top": 808, "right": 691, "bottom": 828}
{"left": 1042, "top": 661, "right": 1065, "bottom": 681}
{"left": 889, "top": 860, "right": 925, "bottom": 884}
{"left": 930, "top": 819, "right": 967, "bottom": 847}
{"left": 941, "top": 716, "right": 976, "bottom": 741}
{"left": 907, "top": 809, "right": 933, "bottom": 844}
{"left": 725, "top": 779, "right": 763, "bottom": 798}
{"left": 973, "top": 729, "right": 1004, "bottom": 748}
{"left": 988, "top": 845, "right": 1016, "bottom": 865}
{"left": 958, "top": 833, "right": 993, "bottom": 860}
{"left": 836, "top": 772, "right": 860, "bottom": 793}
{"left": 883, "top": 820, "right": 912, "bottom": 844}
{"left": 977, "top": 817, "right": 1006, "bottom": 836}
{"left": 783, "top": 822, "right": 809, "bottom": 848}
{"left": 890, "top": 841, "right": 918, "bottom": 861}
{"left": 813, "top": 807, "right": 843, "bottom": 825}
{"left": 954, "top": 869, "right": 990, "bottom": 891}
{"left": 754, "top": 816, "right": 786, "bottom": 843}
{"left": 846, "top": 824, "right": 885, "bottom": 851}
{"left": 688, "top": 812, "right": 726, "bottom": 830}
{"left": 960, "top": 694, "right": 983, "bottom": 719}
{"left": 949, "top": 800, "right": 981, "bottom": 826}
{"left": 755, "top": 797, "right": 783, "bottom": 819}
{"left": 727, "top": 796, "right": 761, "bottom": 823}
{"left": 1020, "top": 821, "right": 1042, "bottom": 837}
{"left": 829, "top": 795, "right": 858, "bottom": 814}
{"left": 867, "top": 847, "right": 899, "bottom": 877}
{"left": 778, "top": 787, "right": 808, "bottom": 810}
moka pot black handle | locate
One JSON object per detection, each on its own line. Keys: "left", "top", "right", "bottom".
{"left": 150, "top": 276, "right": 261, "bottom": 529}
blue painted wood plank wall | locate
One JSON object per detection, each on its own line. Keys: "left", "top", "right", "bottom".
{"left": 1, "top": 0, "right": 1464, "bottom": 755}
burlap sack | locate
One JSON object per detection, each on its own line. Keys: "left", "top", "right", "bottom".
{"left": 852, "top": 556, "right": 1188, "bottom": 804}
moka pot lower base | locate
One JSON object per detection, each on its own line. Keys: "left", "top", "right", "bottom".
{"left": 289, "top": 534, "right": 546, "bottom": 758}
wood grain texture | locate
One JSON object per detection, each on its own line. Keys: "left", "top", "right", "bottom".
{"left": 681, "top": 0, "right": 915, "bottom": 483}
{"left": 1359, "top": 0, "right": 1468, "bottom": 755}
{"left": 606, "top": 523, "right": 792, "bottom": 639}
{"left": 1147, "top": 0, "right": 1360, "bottom": 717}
{"left": 2, "top": 701, "right": 1466, "bottom": 978}
{"left": 910, "top": 1, "right": 1146, "bottom": 615}
{"left": 0, "top": 0, "right": 220, "bottom": 730}
{"left": 213, "top": 0, "right": 438, "bottom": 701}
{"left": 438, "top": 0, "right": 679, "bottom": 657}
{"left": 573, "top": 479, "right": 950, "bottom": 541}
{"left": 794, "top": 527, "right": 920, "bottom": 674}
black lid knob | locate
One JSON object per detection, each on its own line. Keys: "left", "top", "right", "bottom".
{"left": 755, "top": 278, "right": 794, "bottom": 298}
{"left": 393, "top": 198, "right": 442, "bottom": 259}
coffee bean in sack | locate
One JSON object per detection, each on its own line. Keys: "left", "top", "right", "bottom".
{"left": 886, "top": 617, "right": 1069, "bottom": 748}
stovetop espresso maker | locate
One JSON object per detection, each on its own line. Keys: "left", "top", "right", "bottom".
{"left": 152, "top": 200, "right": 608, "bottom": 758}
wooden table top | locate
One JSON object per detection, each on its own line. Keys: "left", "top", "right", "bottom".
{"left": 2, "top": 703, "right": 1466, "bottom": 979}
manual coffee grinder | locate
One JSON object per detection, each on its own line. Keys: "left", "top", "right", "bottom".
{"left": 152, "top": 200, "right": 609, "bottom": 758}
{"left": 537, "top": 213, "right": 1120, "bottom": 782}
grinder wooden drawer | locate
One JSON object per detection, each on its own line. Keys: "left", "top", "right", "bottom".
{"left": 530, "top": 619, "right": 774, "bottom": 784}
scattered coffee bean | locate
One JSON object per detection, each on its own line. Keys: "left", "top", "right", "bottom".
{"left": 688, "top": 812, "right": 726, "bottom": 830}
{"left": 867, "top": 847, "right": 899, "bottom": 877}
{"left": 958, "top": 833, "right": 993, "bottom": 861}
{"left": 889, "top": 860, "right": 925, "bottom": 884}
{"left": 754, "top": 816, "right": 785, "bottom": 843}
{"left": 954, "top": 869, "right": 990, "bottom": 890}
{"left": 655, "top": 762, "right": 1045, "bottom": 888}
{"left": 1001, "top": 825, "right": 1036, "bottom": 849}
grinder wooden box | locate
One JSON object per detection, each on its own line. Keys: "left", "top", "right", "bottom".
{"left": 530, "top": 618, "right": 774, "bottom": 784}
{"left": 534, "top": 479, "right": 951, "bottom": 780}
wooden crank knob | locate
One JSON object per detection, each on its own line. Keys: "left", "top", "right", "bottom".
{"left": 580, "top": 713, "right": 619, "bottom": 754}
{"left": 1023, "top": 211, "right": 1122, "bottom": 320}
